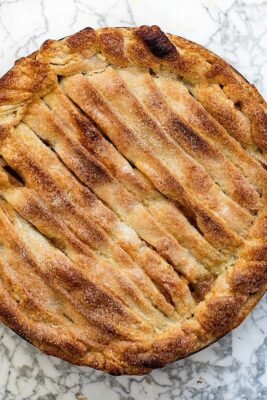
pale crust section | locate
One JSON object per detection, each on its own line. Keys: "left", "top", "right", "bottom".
{"left": 0, "top": 25, "right": 266, "bottom": 375}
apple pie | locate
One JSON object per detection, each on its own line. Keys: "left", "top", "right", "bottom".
{"left": 0, "top": 25, "right": 266, "bottom": 375}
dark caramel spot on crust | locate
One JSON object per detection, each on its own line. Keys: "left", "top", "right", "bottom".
{"left": 135, "top": 25, "right": 178, "bottom": 60}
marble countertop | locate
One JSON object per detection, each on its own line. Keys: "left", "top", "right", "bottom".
{"left": 0, "top": 0, "right": 266, "bottom": 399}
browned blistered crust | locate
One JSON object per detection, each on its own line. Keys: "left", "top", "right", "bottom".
{"left": 0, "top": 25, "right": 266, "bottom": 375}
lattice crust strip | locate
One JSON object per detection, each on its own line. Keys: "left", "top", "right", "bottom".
{"left": 0, "top": 25, "right": 266, "bottom": 375}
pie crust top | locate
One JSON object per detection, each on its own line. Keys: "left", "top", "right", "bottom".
{"left": 0, "top": 25, "right": 267, "bottom": 375}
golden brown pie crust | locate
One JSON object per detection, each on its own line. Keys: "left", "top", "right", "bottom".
{"left": 0, "top": 25, "right": 266, "bottom": 375}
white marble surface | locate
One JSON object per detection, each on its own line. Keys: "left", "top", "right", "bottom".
{"left": 0, "top": 0, "right": 266, "bottom": 399}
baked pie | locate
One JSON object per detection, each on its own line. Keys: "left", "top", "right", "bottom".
{"left": 0, "top": 25, "right": 266, "bottom": 375}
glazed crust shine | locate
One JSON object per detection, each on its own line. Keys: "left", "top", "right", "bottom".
{"left": 0, "top": 25, "right": 267, "bottom": 375}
